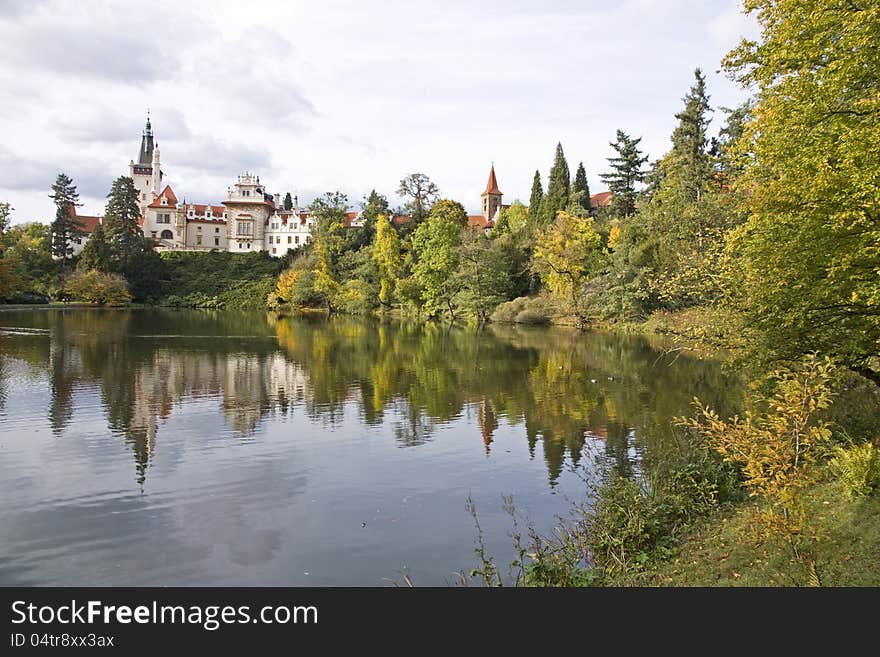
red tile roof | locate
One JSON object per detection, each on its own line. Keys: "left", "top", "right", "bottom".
{"left": 391, "top": 215, "right": 410, "bottom": 226}
{"left": 147, "top": 185, "right": 179, "bottom": 208}
{"left": 68, "top": 205, "right": 102, "bottom": 232}
{"left": 467, "top": 214, "right": 494, "bottom": 230}
{"left": 482, "top": 164, "right": 502, "bottom": 196}
{"left": 590, "top": 191, "right": 613, "bottom": 207}
{"left": 342, "top": 211, "right": 361, "bottom": 228}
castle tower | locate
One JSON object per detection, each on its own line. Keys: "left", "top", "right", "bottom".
{"left": 481, "top": 164, "right": 502, "bottom": 221}
{"left": 150, "top": 143, "right": 161, "bottom": 195}
{"left": 129, "top": 112, "right": 159, "bottom": 216}
{"left": 222, "top": 172, "right": 272, "bottom": 253}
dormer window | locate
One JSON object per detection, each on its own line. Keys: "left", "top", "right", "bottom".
{"left": 161, "top": 196, "right": 167, "bottom": 206}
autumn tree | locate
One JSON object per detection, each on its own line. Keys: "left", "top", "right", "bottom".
{"left": 532, "top": 211, "right": 603, "bottom": 329}
{"left": 723, "top": 0, "right": 880, "bottom": 384}
{"left": 309, "top": 191, "right": 349, "bottom": 312}
{"left": 372, "top": 214, "right": 402, "bottom": 308}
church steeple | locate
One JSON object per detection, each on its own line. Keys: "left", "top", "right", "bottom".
{"left": 481, "top": 163, "right": 503, "bottom": 221}
{"left": 138, "top": 111, "right": 154, "bottom": 165}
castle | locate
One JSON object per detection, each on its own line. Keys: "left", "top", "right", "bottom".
{"left": 71, "top": 115, "right": 514, "bottom": 258}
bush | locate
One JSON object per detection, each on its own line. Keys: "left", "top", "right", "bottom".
{"left": 64, "top": 269, "right": 131, "bottom": 306}
{"left": 335, "top": 279, "right": 377, "bottom": 315}
{"left": 491, "top": 295, "right": 555, "bottom": 325}
{"left": 830, "top": 442, "right": 880, "bottom": 499}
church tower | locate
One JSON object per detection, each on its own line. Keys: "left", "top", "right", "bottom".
{"left": 481, "top": 164, "right": 502, "bottom": 222}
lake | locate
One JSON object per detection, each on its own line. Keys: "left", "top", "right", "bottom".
{"left": 0, "top": 308, "right": 741, "bottom": 585}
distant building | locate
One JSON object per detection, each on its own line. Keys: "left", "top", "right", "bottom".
{"left": 67, "top": 114, "right": 523, "bottom": 255}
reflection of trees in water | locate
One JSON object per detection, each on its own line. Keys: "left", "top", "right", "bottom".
{"left": 0, "top": 309, "right": 742, "bottom": 487}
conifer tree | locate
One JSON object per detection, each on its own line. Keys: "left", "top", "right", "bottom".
{"left": 539, "top": 142, "right": 570, "bottom": 223}
{"left": 600, "top": 130, "right": 649, "bottom": 218}
{"left": 103, "top": 176, "right": 144, "bottom": 270}
{"left": 669, "top": 68, "right": 713, "bottom": 201}
{"left": 572, "top": 162, "right": 592, "bottom": 214}
{"left": 48, "top": 173, "right": 83, "bottom": 267}
{"left": 528, "top": 170, "right": 543, "bottom": 222}
{"left": 77, "top": 222, "right": 111, "bottom": 272}
{"left": 283, "top": 192, "right": 293, "bottom": 211}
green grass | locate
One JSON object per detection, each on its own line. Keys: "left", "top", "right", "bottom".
{"left": 621, "top": 481, "right": 880, "bottom": 587}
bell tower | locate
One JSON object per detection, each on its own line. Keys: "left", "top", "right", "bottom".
{"left": 481, "top": 163, "right": 502, "bottom": 221}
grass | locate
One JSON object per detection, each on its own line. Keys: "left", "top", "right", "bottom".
{"left": 621, "top": 480, "right": 880, "bottom": 587}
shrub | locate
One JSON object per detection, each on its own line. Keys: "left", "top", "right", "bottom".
{"left": 830, "top": 442, "right": 880, "bottom": 499}
{"left": 491, "top": 295, "right": 554, "bottom": 325}
{"left": 64, "top": 269, "right": 131, "bottom": 306}
{"left": 335, "top": 279, "right": 377, "bottom": 315}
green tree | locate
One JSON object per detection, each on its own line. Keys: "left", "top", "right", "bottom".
{"left": 600, "top": 130, "right": 649, "bottom": 219}
{"left": 532, "top": 211, "right": 603, "bottom": 329}
{"left": 453, "top": 229, "right": 513, "bottom": 325}
{"left": 309, "top": 191, "right": 349, "bottom": 312}
{"left": 48, "top": 173, "right": 83, "bottom": 267}
{"left": 723, "top": 0, "right": 880, "bottom": 384}
{"left": 283, "top": 192, "right": 293, "bottom": 211}
{"left": 0, "top": 201, "right": 11, "bottom": 243}
{"left": 352, "top": 189, "right": 390, "bottom": 250}
{"left": 539, "top": 142, "right": 570, "bottom": 223}
{"left": 63, "top": 269, "right": 132, "bottom": 306}
{"left": 103, "top": 176, "right": 144, "bottom": 270}
{"left": 669, "top": 68, "right": 713, "bottom": 203}
{"left": 397, "top": 173, "right": 439, "bottom": 227}
{"left": 372, "top": 214, "right": 403, "bottom": 308}
{"left": 410, "top": 201, "right": 466, "bottom": 318}
{"left": 77, "top": 222, "right": 111, "bottom": 272}
{"left": 528, "top": 170, "right": 544, "bottom": 222}
{"left": 572, "top": 162, "right": 592, "bottom": 215}
{"left": 493, "top": 200, "right": 530, "bottom": 237}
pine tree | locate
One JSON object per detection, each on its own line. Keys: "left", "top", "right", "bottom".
{"left": 669, "top": 68, "right": 713, "bottom": 201}
{"left": 103, "top": 176, "right": 144, "bottom": 271}
{"left": 77, "top": 222, "right": 111, "bottom": 272}
{"left": 539, "top": 142, "right": 570, "bottom": 223}
{"left": 600, "top": 130, "right": 649, "bottom": 218}
{"left": 572, "top": 162, "right": 592, "bottom": 214}
{"left": 528, "top": 170, "right": 543, "bottom": 222}
{"left": 48, "top": 173, "right": 83, "bottom": 267}
{"left": 283, "top": 192, "right": 293, "bottom": 211}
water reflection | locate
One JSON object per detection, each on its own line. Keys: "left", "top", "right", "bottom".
{"left": 0, "top": 308, "right": 741, "bottom": 487}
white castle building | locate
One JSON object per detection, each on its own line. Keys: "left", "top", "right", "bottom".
{"left": 71, "top": 115, "right": 515, "bottom": 258}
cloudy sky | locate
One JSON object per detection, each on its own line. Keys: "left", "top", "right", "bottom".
{"left": 0, "top": 0, "right": 758, "bottom": 222}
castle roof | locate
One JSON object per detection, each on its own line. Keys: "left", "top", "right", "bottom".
{"left": 67, "top": 205, "right": 102, "bottom": 232}
{"left": 467, "top": 214, "right": 494, "bottom": 230}
{"left": 148, "top": 185, "right": 179, "bottom": 208}
{"left": 482, "top": 164, "right": 502, "bottom": 196}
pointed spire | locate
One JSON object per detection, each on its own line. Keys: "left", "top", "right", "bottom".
{"left": 482, "top": 163, "right": 502, "bottom": 196}
{"left": 144, "top": 109, "right": 152, "bottom": 136}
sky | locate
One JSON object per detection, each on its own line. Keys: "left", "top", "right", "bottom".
{"left": 0, "top": 0, "right": 759, "bottom": 222}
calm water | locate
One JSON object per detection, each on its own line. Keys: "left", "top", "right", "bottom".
{"left": 0, "top": 308, "right": 740, "bottom": 586}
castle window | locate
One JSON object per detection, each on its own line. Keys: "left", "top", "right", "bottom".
{"left": 293, "top": 236, "right": 297, "bottom": 244}
{"left": 142, "top": 193, "right": 146, "bottom": 200}
{"left": 157, "top": 213, "right": 171, "bottom": 224}
{"left": 196, "top": 235, "right": 203, "bottom": 245}
{"left": 160, "top": 230, "right": 173, "bottom": 239}
{"left": 268, "top": 236, "right": 273, "bottom": 244}
{"left": 236, "top": 220, "right": 253, "bottom": 236}
{"left": 215, "top": 227, "right": 219, "bottom": 233}
{"left": 151, "top": 231, "right": 157, "bottom": 238}
{"left": 214, "top": 237, "right": 219, "bottom": 246}
{"left": 272, "top": 247, "right": 277, "bottom": 254}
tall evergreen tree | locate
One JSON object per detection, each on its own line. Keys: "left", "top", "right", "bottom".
{"left": 669, "top": 68, "right": 713, "bottom": 201}
{"left": 572, "top": 162, "right": 592, "bottom": 214}
{"left": 48, "top": 173, "right": 83, "bottom": 267}
{"left": 103, "top": 176, "right": 144, "bottom": 271}
{"left": 283, "top": 192, "right": 293, "bottom": 211}
{"left": 600, "top": 130, "right": 649, "bottom": 218}
{"left": 528, "top": 170, "right": 543, "bottom": 222}
{"left": 539, "top": 142, "right": 570, "bottom": 223}
{"left": 77, "top": 222, "right": 111, "bottom": 272}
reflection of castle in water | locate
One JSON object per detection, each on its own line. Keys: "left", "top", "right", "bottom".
{"left": 5, "top": 310, "right": 741, "bottom": 487}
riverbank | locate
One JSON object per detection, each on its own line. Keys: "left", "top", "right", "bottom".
{"left": 611, "top": 479, "right": 880, "bottom": 587}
